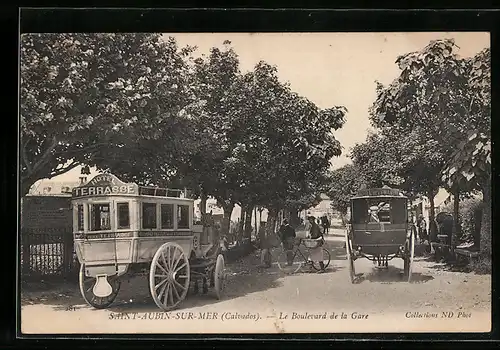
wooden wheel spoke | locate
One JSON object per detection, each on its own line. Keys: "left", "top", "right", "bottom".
{"left": 155, "top": 274, "right": 168, "bottom": 278}
{"left": 172, "top": 281, "right": 181, "bottom": 300}
{"left": 173, "top": 279, "right": 186, "bottom": 291}
{"left": 164, "top": 246, "right": 170, "bottom": 269}
{"left": 174, "top": 261, "right": 187, "bottom": 273}
{"left": 177, "top": 274, "right": 188, "bottom": 279}
{"left": 158, "top": 279, "right": 168, "bottom": 300}
{"left": 172, "top": 253, "right": 184, "bottom": 271}
{"left": 155, "top": 278, "right": 168, "bottom": 291}
{"left": 163, "top": 283, "right": 170, "bottom": 306}
{"left": 168, "top": 282, "right": 174, "bottom": 305}
{"left": 157, "top": 260, "right": 168, "bottom": 274}
{"left": 161, "top": 251, "right": 169, "bottom": 272}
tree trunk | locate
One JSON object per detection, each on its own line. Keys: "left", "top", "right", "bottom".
{"left": 451, "top": 187, "right": 461, "bottom": 248}
{"left": 480, "top": 179, "right": 491, "bottom": 259}
{"left": 244, "top": 205, "right": 253, "bottom": 241}
{"left": 289, "top": 207, "right": 300, "bottom": 228}
{"left": 221, "top": 202, "right": 234, "bottom": 238}
{"left": 238, "top": 206, "right": 245, "bottom": 243}
{"left": 427, "top": 188, "right": 438, "bottom": 242}
{"left": 199, "top": 186, "right": 207, "bottom": 216}
{"left": 261, "top": 207, "right": 278, "bottom": 267}
{"left": 254, "top": 207, "right": 258, "bottom": 238}
{"left": 264, "top": 208, "right": 277, "bottom": 238}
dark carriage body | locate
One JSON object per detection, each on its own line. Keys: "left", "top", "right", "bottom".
{"left": 345, "top": 187, "right": 416, "bottom": 283}
{"left": 350, "top": 189, "right": 409, "bottom": 257}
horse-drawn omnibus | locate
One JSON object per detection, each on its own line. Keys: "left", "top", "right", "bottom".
{"left": 345, "top": 187, "right": 416, "bottom": 283}
{"left": 72, "top": 173, "right": 225, "bottom": 311}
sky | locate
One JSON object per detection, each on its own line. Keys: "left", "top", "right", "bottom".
{"left": 47, "top": 32, "right": 489, "bottom": 185}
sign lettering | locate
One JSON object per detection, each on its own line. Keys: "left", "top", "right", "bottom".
{"left": 72, "top": 174, "right": 138, "bottom": 198}
{"left": 357, "top": 188, "right": 402, "bottom": 197}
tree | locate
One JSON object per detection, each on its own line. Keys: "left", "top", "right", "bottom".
{"left": 20, "top": 33, "right": 195, "bottom": 195}
{"left": 327, "top": 164, "right": 366, "bottom": 216}
{"left": 441, "top": 48, "right": 491, "bottom": 261}
{"left": 226, "top": 62, "right": 346, "bottom": 235}
{"left": 179, "top": 42, "right": 241, "bottom": 221}
{"left": 368, "top": 39, "right": 489, "bottom": 241}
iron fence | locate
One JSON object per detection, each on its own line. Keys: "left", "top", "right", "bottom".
{"left": 20, "top": 231, "right": 79, "bottom": 281}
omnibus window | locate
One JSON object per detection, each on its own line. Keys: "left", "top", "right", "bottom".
{"left": 352, "top": 199, "right": 368, "bottom": 224}
{"left": 367, "top": 199, "right": 391, "bottom": 223}
{"left": 77, "top": 204, "right": 84, "bottom": 231}
{"left": 391, "top": 198, "right": 407, "bottom": 224}
{"left": 178, "top": 205, "right": 190, "bottom": 229}
{"left": 142, "top": 203, "right": 157, "bottom": 229}
{"left": 89, "top": 203, "right": 111, "bottom": 231}
{"left": 161, "top": 204, "right": 174, "bottom": 229}
{"left": 117, "top": 202, "right": 130, "bottom": 229}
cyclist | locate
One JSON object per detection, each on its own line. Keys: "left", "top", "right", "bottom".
{"left": 307, "top": 216, "right": 326, "bottom": 272}
{"left": 279, "top": 219, "right": 296, "bottom": 266}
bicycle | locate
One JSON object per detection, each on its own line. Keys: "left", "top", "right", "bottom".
{"left": 277, "top": 237, "right": 331, "bottom": 274}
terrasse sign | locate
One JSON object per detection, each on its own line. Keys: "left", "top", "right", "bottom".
{"left": 72, "top": 174, "right": 138, "bottom": 198}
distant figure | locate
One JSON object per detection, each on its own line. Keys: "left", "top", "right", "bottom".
{"left": 308, "top": 216, "right": 325, "bottom": 272}
{"left": 417, "top": 214, "right": 428, "bottom": 243}
{"left": 278, "top": 219, "right": 296, "bottom": 266}
{"left": 321, "top": 215, "right": 330, "bottom": 235}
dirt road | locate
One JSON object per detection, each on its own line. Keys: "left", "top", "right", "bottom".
{"left": 21, "top": 230, "right": 491, "bottom": 334}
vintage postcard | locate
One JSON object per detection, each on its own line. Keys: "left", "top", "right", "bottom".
{"left": 19, "top": 31, "right": 491, "bottom": 335}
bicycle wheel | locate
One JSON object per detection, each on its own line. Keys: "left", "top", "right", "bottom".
{"left": 277, "top": 249, "right": 302, "bottom": 274}
{"left": 311, "top": 248, "right": 331, "bottom": 271}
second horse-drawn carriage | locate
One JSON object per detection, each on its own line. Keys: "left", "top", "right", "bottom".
{"left": 345, "top": 186, "right": 416, "bottom": 283}
{"left": 72, "top": 173, "right": 226, "bottom": 311}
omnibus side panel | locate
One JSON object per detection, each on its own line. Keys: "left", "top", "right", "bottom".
{"left": 74, "top": 239, "right": 134, "bottom": 265}
{"left": 134, "top": 236, "right": 194, "bottom": 263}
{"left": 351, "top": 223, "right": 407, "bottom": 247}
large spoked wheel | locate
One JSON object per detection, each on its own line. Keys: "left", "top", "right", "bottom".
{"left": 345, "top": 229, "right": 356, "bottom": 283}
{"left": 149, "top": 242, "right": 190, "bottom": 311}
{"left": 79, "top": 264, "right": 121, "bottom": 309}
{"left": 277, "top": 248, "right": 302, "bottom": 274}
{"left": 403, "top": 230, "right": 415, "bottom": 282}
{"left": 311, "top": 248, "right": 331, "bottom": 271}
{"left": 213, "top": 254, "right": 226, "bottom": 300}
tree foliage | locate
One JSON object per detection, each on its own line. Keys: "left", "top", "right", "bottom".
{"left": 326, "top": 164, "right": 365, "bottom": 215}
{"left": 21, "top": 34, "right": 348, "bottom": 240}
{"left": 20, "top": 33, "right": 195, "bottom": 194}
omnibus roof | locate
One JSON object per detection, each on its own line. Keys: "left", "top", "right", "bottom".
{"left": 71, "top": 173, "right": 191, "bottom": 199}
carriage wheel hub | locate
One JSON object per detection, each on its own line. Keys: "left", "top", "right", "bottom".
{"left": 169, "top": 271, "right": 177, "bottom": 282}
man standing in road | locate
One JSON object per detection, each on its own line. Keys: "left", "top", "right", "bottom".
{"left": 308, "top": 216, "right": 326, "bottom": 272}
{"left": 279, "top": 219, "right": 296, "bottom": 266}
{"left": 321, "top": 215, "right": 330, "bottom": 236}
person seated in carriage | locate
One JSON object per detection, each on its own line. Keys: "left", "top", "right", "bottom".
{"left": 307, "top": 216, "right": 326, "bottom": 272}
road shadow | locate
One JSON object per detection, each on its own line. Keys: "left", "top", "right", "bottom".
{"left": 110, "top": 260, "right": 283, "bottom": 312}
{"left": 44, "top": 250, "right": 282, "bottom": 313}
{"left": 22, "top": 245, "right": 280, "bottom": 312}
{"left": 355, "top": 265, "right": 434, "bottom": 284}
{"left": 426, "top": 262, "right": 473, "bottom": 273}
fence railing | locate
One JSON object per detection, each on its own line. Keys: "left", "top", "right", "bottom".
{"left": 20, "top": 231, "right": 79, "bottom": 281}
